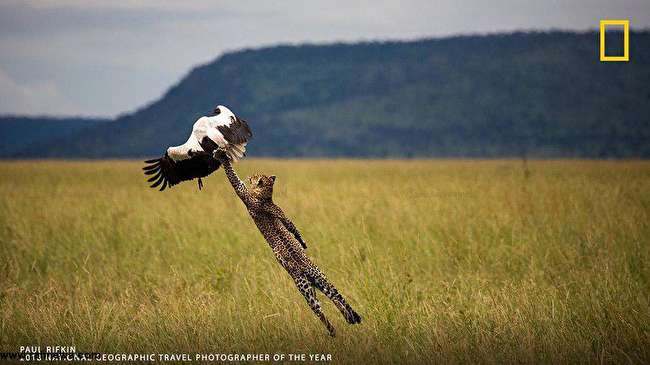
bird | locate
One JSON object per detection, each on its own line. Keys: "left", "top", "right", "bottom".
{"left": 143, "top": 105, "right": 252, "bottom": 191}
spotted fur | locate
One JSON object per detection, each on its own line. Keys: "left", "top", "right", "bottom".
{"left": 215, "top": 151, "right": 361, "bottom": 336}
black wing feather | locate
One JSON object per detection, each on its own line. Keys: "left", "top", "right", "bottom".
{"left": 150, "top": 174, "right": 165, "bottom": 188}
{"left": 217, "top": 116, "right": 253, "bottom": 145}
{"left": 143, "top": 163, "right": 159, "bottom": 171}
{"left": 142, "top": 152, "right": 220, "bottom": 191}
{"left": 199, "top": 136, "right": 220, "bottom": 154}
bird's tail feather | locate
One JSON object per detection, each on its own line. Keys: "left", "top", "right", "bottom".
{"left": 227, "top": 144, "right": 246, "bottom": 161}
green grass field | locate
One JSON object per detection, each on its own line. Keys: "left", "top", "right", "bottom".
{"left": 1, "top": 160, "right": 649, "bottom": 363}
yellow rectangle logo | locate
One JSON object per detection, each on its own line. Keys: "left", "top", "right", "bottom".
{"left": 600, "top": 20, "right": 630, "bottom": 62}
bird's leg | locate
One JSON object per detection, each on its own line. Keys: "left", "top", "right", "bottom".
{"left": 197, "top": 178, "right": 203, "bottom": 190}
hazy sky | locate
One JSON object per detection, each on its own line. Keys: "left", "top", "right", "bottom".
{"left": 1, "top": 0, "right": 649, "bottom": 117}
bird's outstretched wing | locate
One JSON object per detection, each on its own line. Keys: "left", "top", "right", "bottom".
{"left": 143, "top": 152, "right": 220, "bottom": 191}
{"left": 216, "top": 116, "right": 253, "bottom": 145}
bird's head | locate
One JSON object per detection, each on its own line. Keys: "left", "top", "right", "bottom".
{"left": 211, "top": 104, "right": 236, "bottom": 119}
{"left": 247, "top": 174, "right": 276, "bottom": 200}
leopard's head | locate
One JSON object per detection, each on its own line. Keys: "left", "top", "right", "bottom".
{"left": 248, "top": 174, "right": 276, "bottom": 200}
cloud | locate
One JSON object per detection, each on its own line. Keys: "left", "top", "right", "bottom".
{"left": 0, "top": 67, "right": 80, "bottom": 116}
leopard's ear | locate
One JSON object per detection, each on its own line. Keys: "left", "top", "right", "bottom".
{"left": 269, "top": 175, "right": 276, "bottom": 183}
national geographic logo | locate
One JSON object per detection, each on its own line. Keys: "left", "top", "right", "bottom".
{"left": 600, "top": 19, "right": 630, "bottom": 62}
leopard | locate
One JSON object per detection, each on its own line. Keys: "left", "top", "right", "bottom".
{"left": 213, "top": 149, "right": 361, "bottom": 336}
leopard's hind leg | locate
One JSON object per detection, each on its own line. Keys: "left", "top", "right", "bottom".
{"left": 294, "top": 276, "right": 336, "bottom": 337}
{"left": 310, "top": 274, "right": 361, "bottom": 325}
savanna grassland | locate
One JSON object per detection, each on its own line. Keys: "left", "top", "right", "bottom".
{"left": 1, "top": 160, "right": 649, "bottom": 364}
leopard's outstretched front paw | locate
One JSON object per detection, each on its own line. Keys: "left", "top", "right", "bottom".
{"left": 213, "top": 148, "right": 229, "bottom": 162}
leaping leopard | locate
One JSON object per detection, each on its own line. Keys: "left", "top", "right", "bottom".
{"left": 213, "top": 149, "right": 361, "bottom": 336}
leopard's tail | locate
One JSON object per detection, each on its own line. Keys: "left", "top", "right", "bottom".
{"left": 311, "top": 275, "right": 362, "bottom": 325}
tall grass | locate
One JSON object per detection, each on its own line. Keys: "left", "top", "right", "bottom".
{"left": 1, "top": 160, "right": 649, "bottom": 363}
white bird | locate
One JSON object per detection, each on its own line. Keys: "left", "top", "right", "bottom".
{"left": 143, "top": 105, "right": 252, "bottom": 191}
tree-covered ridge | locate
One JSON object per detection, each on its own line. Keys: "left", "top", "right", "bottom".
{"left": 0, "top": 116, "right": 108, "bottom": 157}
{"left": 6, "top": 31, "right": 650, "bottom": 158}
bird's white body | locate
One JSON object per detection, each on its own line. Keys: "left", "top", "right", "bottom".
{"left": 167, "top": 105, "right": 247, "bottom": 162}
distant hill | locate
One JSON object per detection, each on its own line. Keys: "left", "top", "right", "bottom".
{"left": 0, "top": 116, "right": 109, "bottom": 157}
{"left": 6, "top": 31, "right": 650, "bottom": 158}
